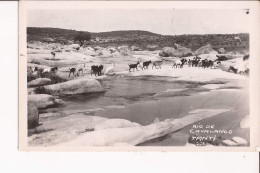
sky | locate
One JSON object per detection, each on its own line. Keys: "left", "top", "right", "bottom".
{"left": 27, "top": 9, "right": 249, "bottom": 35}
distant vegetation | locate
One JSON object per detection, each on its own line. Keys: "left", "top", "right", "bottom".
{"left": 27, "top": 27, "right": 249, "bottom": 51}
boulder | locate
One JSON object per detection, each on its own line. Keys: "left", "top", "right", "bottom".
{"left": 118, "top": 45, "right": 132, "bottom": 56}
{"left": 85, "top": 47, "right": 95, "bottom": 52}
{"left": 95, "top": 119, "right": 140, "bottom": 130}
{"left": 42, "top": 78, "right": 104, "bottom": 95}
{"left": 194, "top": 44, "right": 218, "bottom": 56}
{"left": 147, "top": 44, "right": 159, "bottom": 51}
{"left": 159, "top": 47, "right": 175, "bottom": 57}
{"left": 131, "top": 46, "right": 141, "bottom": 51}
{"left": 232, "top": 137, "right": 248, "bottom": 146}
{"left": 98, "top": 49, "right": 113, "bottom": 57}
{"left": 28, "top": 94, "right": 60, "bottom": 109}
{"left": 218, "top": 48, "right": 226, "bottom": 54}
{"left": 94, "top": 46, "right": 103, "bottom": 51}
{"left": 28, "top": 78, "right": 51, "bottom": 87}
{"left": 172, "top": 43, "right": 193, "bottom": 57}
{"left": 28, "top": 103, "right": 39, "bottom": 129}
{"left": 58, "top": 109, "right": 229, "bottom": 147}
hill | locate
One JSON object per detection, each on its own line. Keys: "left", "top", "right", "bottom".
{"left": 27, "top": 27, "right": 249, "bottom": 51}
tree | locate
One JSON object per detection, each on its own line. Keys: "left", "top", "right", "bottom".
{"left": 74, "top": 32, "right": 91, "bottom": 47}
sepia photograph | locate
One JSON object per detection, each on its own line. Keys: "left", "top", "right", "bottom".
{"left": 18, "top": 1, "right": 260, "bottom": 150}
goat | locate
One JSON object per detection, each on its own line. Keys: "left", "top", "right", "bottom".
{"left": 42, "top": 67, "right": 58, "bottom": 74}
{"left": 172, "top": 60, "right": 183, "bottom": 68}
{"left": 228, "top": 66, "right": 238, "bottom": 74}
{"left": 68, "top": 68, "right": 78, "bottom": 78}
{"left": 213, "top": 61, "right": 221, "bottom": 68}
{"left": 51, "top": 52, "right": 56, "bottom": 57}
{"left": 142, "top": 60, "right": 152, "bottom": 70}
{"left": 91, "top": 65, "right": 103, "bottom": 76}
{"left": 128, "top": 62, "right": 140, "bottom": 73}
{"left": 152, "top": 60, "right": 163, "bottom": 69}
{"left": 201, "top": 59, "right": 213, "bottom": 68}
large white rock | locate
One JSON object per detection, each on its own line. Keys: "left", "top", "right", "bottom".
{"left": 28, "top": 78, "right": 51, "bottom": 87}
{"left": 28, "top": 94, "right": 59, "bottom": 109}
{"left": 58, "top": 109, "right": 229, "bottom": 147}
{"left": 43, "top": 78, "right": 104, "bottom": 95}
{"left": 159, "top": 47, "right": 175, "bottom": 57}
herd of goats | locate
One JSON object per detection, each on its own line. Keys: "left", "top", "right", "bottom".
{"left": 28, "top": 54, "right": 249, "bottom": 80}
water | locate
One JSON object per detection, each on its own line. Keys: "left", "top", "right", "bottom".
{"left": 40, "top": 75, "right": 249, "bottom": 146}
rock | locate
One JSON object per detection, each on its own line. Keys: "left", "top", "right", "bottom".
{"left": 28, "top": 78, "right": 51, "bottom": 87}
{"left": 147, "top": 44, "right": 159, "bottom": 51}
{"left": 159, "top": 47, "right": 175, "bottom": 57}
{"left": 95, "top": 119, "right": 141, "bottom": 130}
{"left": 112, "top": 51, "right": 122, "bottom": 57}
{"left": 83, "top": 50, "right": 96, "bottom": 56}
{"left": 28, "top": 94, "right": 60, "bottom": 109}
{"left": 70, "top": 44, "right": 80, "bottom": 49}
{"left": 232, "top": 137, "right": 248, "bottom": 146}
{"left": 194, "top": 44, "right": 218, "bottom": 56}
{"left": 58, "top": 109, "right": 229, "bottom": 147}
{"left": 42, "top": 78, "right": 104, "bottom": 95}
{"left": 131, "top": 46, "right": 141, "bottom": 51}
{"left": 94, "top": 46, "right": 103, "bottom": 51}
{"left": 153, "top": 117, "right": 160, "bottom": 123}
{"left": 28, "top": 103, "right": 39, "bottom": 129}
{"left": 222, "top": 140, "right": 238, "bottom": 146}
{"left": 85, "top": 46, "right": 95, "bottom": 52}
{"left": 98, "top": 49, "right": 113, "bottom": 57}
{"left": 218, "top": 48, "right": 226, "bottom": 54}
{"left": 240, "top": 115, "right": 249, "bottom": 129}
{"left": 172, "top": 43, "right": 193, "bottom": 57}
{"left": 118, "top": 45, "right": 132, "bottom": 56}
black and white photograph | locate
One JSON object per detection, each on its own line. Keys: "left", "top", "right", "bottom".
{"left": 18, "top": 1, "right": 260, "bottom": 150}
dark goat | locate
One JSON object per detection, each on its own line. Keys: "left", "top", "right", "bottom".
{"left": 51, "top": 52, "right": 56, "bottom": 57}
{"left": 201, "top": 59, "right": 214, "bottom": 68}
{"left": 228, "top": 66, "right": 238, "bottom": 74}
{"left": 69, "top": 68, "right": 78, "bottom": 78}
{"left": 180, "top": 59, "right": 187, "bottom": 68}
{"left": 191, "top": 59, "right": 200, "bottom": 67}
{"left": 91, "top": 65, "right": 103, "bottom": 76}
{"left": 128, "top": 62, "right": 140, "bottom": 73}
{"left": 142, "top": 60, "right": 152, "bottom": 70}
{"left": 152, "top": 60, "right": 163, "bottom": 69}
{"left": 243, "top": 54, "right": 249, "bottom": 61}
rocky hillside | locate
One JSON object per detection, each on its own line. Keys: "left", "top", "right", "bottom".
{"left": 27, "top": 27, "right": 249, "bottom": 51}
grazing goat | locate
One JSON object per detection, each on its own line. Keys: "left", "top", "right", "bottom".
{"left": 68, "top": 68, "right": 78, "bottom": 78}
{"left": 141, "top": 60, "right": 152, "bottom": 70}
{"left": 43, "top": 67, "right": 58, "bottom": 74}
{"left": 91, "top": 65, "right": 103, "bottom": 76}
{"left": 152, "top": 60, "right": 163, "bottom": 69}
{"left": 128, "top": 62, "right": 140, "bottom": 73}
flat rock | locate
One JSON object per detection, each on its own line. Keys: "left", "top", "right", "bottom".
{"left": 28, "top": 94, "right": 60, "bottom": 109}
{"left": 42, "top": 78, "right": 104, "bottom": 95}
{"left": 28, "top": 78, "right": 51, "bottom": 87}
{"left": 222, "top": 140, "right": 238, "bottom": 146}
